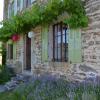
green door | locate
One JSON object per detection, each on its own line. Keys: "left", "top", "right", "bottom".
{"left": 41, "top": 25, "right": 48, "bottom": 62}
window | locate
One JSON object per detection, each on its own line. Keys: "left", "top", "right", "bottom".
{"left": 23, "top": 0, "right": 35, "bottom": 8}
{"left": 17, "top": 0, "right": 20, "bottom": 11}
{"left": 8, "top": 1, "right": 14, "bottom": 18}
{"left": 53, "top": 22, "right": 68, "bottom": 62}
{"left": 26, "top": 0, "right": 31, "bottom": 7}
{"left": 31, "top": 0, "right": 36, "bottom": 4}
{"left": 8, "top": 44, "right": 13, "bottom": 59}
{"left": 24, "top": 0, "right": 31, "bottom": 8}
{"left": 23, "top": 0, "right": 26, "bottom": 8}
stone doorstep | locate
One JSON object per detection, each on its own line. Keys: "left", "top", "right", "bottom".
{"left": 22, "top": 70, "right": 33, "bottom": 76}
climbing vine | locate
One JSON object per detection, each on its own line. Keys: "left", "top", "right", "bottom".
{"left": 0, "top": 0, "right": 88, "bottom": 41}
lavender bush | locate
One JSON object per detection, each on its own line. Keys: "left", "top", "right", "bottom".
{"left": 0, "top": 74, "right": 100, "bottom": 100}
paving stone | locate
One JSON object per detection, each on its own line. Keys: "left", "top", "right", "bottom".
{"left": 0, "top": 85, "right": 6, "bottom": 93}
{"left": 79, "top": 65, "right": 97, "bottom": 73}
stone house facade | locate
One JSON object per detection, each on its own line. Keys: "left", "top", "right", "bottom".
{"left": 4, "top": 0, "right": 100, "bottom": 81}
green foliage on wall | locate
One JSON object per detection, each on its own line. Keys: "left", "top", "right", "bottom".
{"left": 0, "top": 0, "right": 88, "bottom": 41}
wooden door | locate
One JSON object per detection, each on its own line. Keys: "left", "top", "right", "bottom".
{"left": 26, "top": 34, "right": 31, "bottom": 70}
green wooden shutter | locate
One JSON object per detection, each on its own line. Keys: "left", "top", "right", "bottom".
{"left": 68, "top": 29, "right": 82, "bottom": 63}
{"left": 74, "top": 29, "right": 82, "bottom": 63}
{"left": 13, "top": 43, "right": 16, "bottom": 60}
{"left": 68, "top": 29, "right": 75, "bottom": 63}
{"left": 42, "top": 25, "right": 48, "bottom": 62}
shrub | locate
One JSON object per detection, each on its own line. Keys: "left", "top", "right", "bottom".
{"left": 0, "top": 46, "right": 6, "bottom": 66}
{"left": 0, "top": 65, "right": 11, "bottom": 84}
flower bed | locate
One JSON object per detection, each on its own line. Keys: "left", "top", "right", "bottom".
{"left": 0, "top": 74, "right": 100, "bottom": 100}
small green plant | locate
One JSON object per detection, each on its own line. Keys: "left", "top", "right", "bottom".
{"left": 0, "top": 65, "right": 11, "bottom": 84}
{"left": 1, "top": 46, "right": 6, "bottom": 65}
{"left": 0, "top": 45, "right": 15, "bottom": 84}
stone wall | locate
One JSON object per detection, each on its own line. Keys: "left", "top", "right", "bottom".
{"left": 7, "top": 35, "right": 24, "bottom": 74}
{"left": 31, "top": 0, "right": 100, "bottom": 81}
{"left": 31, "top": 26, "right": 43, "bottom": 74}
{"left": 66, "top": 0, "right": 100, "bottom": 81}
{"left": 83, "top": 0, "right": 100, "bottom": 72}
{"left": 83, "top": 0, "right": 100, "bottom": 65}
{"left": 3, "top": 0, "right": 9, "bottom": 20}
{"left": 6, "top": 0, "right": 100, "bottom": 81}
